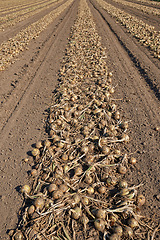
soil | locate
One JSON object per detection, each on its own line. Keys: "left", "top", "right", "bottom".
{"left": 0, "top": 0, "right": 160, "bottom": 239}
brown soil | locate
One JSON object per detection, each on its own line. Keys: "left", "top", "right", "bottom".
{"left": 0, "top": 0, "right": 160, "bottom": 239}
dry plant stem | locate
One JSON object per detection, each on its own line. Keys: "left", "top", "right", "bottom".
{"left": 151, "top": 225, "right": 160, "bottom": 240}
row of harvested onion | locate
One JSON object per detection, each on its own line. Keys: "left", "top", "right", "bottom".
{"left": 10, "top": 0, "right": 154, "bottom": 239}
{"left": 133, "top": 0, "right": 160, "bottom": 6}
{"left": 111, "top": 0, "right": 160, "bottom": 16}
{"left": 0, "top": 0, "right": 63, "bottom": 31}
{"left": 0, "top": 0, "right": 73, "bottom": 71}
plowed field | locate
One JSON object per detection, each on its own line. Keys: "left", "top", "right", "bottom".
{"left": 0, "top": 0, "right": 159, "bottom": 239}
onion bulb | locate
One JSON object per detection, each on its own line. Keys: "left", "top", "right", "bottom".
{"left": 32, "top": 148, "right": 40, "bottom": 157}
{"left": 136, "top": 194, "right": 145, "bottom": 207}
{"left": 34, "top": 197, "right": 44, "bottom": 210}
{"left": 14, "top": 232, "right": 24, "bottom": 240}
{"left": 123, "top": 226, "right": 133, "bottom": 237}
{"left": 128, "top": 217, "right": 139, "bottom": 228}
{"left": 71, "top": 207, "right": 82, "bottom": 219}
{"left": 114, "top": 225, "right": 123, "bottom": 236}
{"left": 21, "top": 185, "right": 31, "bottom": 194}
{"left": 96, "top": 209, "right": 106, "bottom": 219}
{"left": 94, "top": 218, "right": 105, "bottom": 232}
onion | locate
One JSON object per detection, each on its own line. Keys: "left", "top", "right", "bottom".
{"left": 121, "top": 133, "right": 129, "bottom": 142}
{"left": 98, "top": 186, "right": 106, "bottom": 194}
{"left": 128, "top": 217, "right": 139, "bottom": 228}
{"left": 109, "top": 87, "right": 114, "bottom": 94}
{"left": 94, "top": 218, "right": 105, "bottom": 232}
{"left": 73, "top": 194, "right": 81, "bottom": 204}
{"left": 75, "top": 166, "right": 83, "bottom": 176}
{"left": 44, "top": 139, "right": 51, "bottom": 147}
{"left": 21, "top": 184, "right": 31, "bottom": 194}
{"left": 129, "top": 157, "right": 137, "bottom": 165}
{"left": 123, "top": 226, "right": 133, "bottom": 237}
{"left": 28, "top": 205, "right": 35, "bottom": 215}
{"left": 114, "top": 225, "right": 123, "bottom": 236}
{"left": 136, "top": 194, "right": 145, "bottom": 207}
{"left": 52, "top": 190, "right": 63, "bottom": 200}
{"left": 119, "top": 180, "right": 128, "bottom": 189}
{"left": 85, "top": 175, "right": 93, "bottom": 184}
{"left": 85, "top": 155, "right": 94, "bottom": 164}
{"left": 69, "top": 154, "right": 74, "bottom": 161}
{"left": 101, "top": 146, "right": 110, "bottom": 155}
{"left": 71, "top": 207, "right": 82, "bottom": 219}
{"left": 36, "top": 141, "right": 43, "bottom": 149}
{"left": 61, "top": 153, "right": 68, "bottom": 161}
{"left": 53, "top": 135, "right": 60, "bottom": 143}
{"left": 82, "top": 197, "right": 89, "bottom": 205}
{"left": 32, "top": 148, "right": 40, "bottom": 157}
{"left": 14, "top": 232, "right": 24, "bottom": 240}
{"left": 48, "top": 184, "right": 58, "bottom": 193}
{"left": 34, "top": 197, "right": 45, "bottom": 210}
{"left": 81, "top": 145, "right": 89, "bottom": 154}
{"left": 96, "top": 209, "right": 106, "bottom": 219}
{"left": 120, "top": 121, "right": 128, "bottom": 130}
{"left": 120, "top": 188, "right": 129, "bottom": 196}
{"left": 109, "top": 214, "right": 118, "bottom": 224}
{"left": 108, "top": 72, "right": 113, "bottom": 77}
{"left": 114, "top": 111, "right": 120, "bottom": 120}
{"left": 59, "top": 184, "right": 68, "bottom": 192}
{"left": 87, "top": 186, "right": 94, "bottom": 194}
{"left": 118, "top": 165, "right": 127, "bottom": 174}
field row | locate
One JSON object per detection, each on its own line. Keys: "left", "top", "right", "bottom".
{"left": 110, "top": 0, "right": 160, "bottom": 15}
{"left": 0, "top": 0, "right": 63, "bottom": 31}
{"left": 97, "top": 0, "right": 160, "bottom": 59}
{"left": 0, "top": 0, "right": 49, "bottom": 14}
{"left": 0, "top": 0, "right": 73, "bottom": 71}
{"left": 0, "top": 0, "right": 46, "bottom": 10}
{"left": 10, "top": 0, "right": 152, "bottom": 239}
{"left": 133, "top": 0, "right": 160, "bottom": 6}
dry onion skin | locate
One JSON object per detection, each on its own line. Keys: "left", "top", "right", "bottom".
{"left": 10, "top": 0, "right": 156, "bottom": 239}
